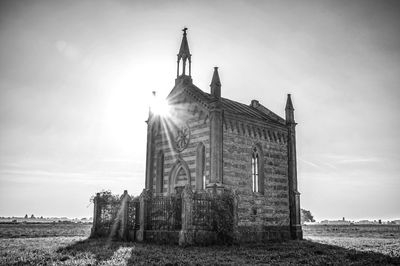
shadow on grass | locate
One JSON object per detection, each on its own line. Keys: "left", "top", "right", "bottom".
{"left": 56, "top": 236, "right": 131, "bottom": 263}
{"left": 57, "top": 238, "right": 400, "bottom": 265}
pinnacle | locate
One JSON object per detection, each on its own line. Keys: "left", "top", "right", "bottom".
{"left": 286, "top": 94, "right": 294, "bottom": 110}
{"left": 178, "top": 28, "right": 191, "bottom": 59}
{"left": 211, "top": 67, "right": 221, "bottom": 88}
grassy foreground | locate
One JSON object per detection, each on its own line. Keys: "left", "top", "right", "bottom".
{"left": 0, "top": 223, "right": 399, "bottom": 265}
{"left": 1, "top": 236, "right": 400, "bottom": 265}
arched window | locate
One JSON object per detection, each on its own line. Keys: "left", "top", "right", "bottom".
{"left": 168, "top": 159, "right": 191, "bottom": 194}
{"left": 196, "top": 142, "right": 206, "bottom": 190}
{"left": 156, "top": 151, "right": 164, "bottom": 194}
{"left": 251, "top": 151, "right": 259, "bottom": 192}
{"left": 251, "top": 145, "right": 264, "bottom": 194}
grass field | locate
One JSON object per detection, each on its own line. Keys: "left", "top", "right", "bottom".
{"left": 0, "top": 223, "right": 92, "bottom": 239}
{"left": 303, "top": 224, "right": 400, "bottom": 259}
{"left": 0, "top": 223, "right": 399, "bottom": 265}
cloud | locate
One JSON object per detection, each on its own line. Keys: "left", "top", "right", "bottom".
{"left": 299, "top": 154, "right": 375, "bottom": 170}
{"left": 336, "top": 157, "right": 381, "bottom": 164}
{"left": 298, "top": 157, "right": 322, "bottom": 169}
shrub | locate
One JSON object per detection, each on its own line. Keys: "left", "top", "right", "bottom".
{"left": 212, "top": 191, "right": 235, "bottom": 244}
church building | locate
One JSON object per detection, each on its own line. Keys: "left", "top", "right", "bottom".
{"left": 144, "top": 28, "right": 302, "bottom": 241}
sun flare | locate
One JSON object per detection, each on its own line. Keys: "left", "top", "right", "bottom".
{"left": 151, "top": 93, "right": 170, "bottom": 117}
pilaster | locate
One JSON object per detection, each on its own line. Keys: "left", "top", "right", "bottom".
{"left": 119, "top": 190, "right": 130, "bottom": 240}
{"left": 136, "top": 189, "right": 152, "bottom": 242}
{"left": 145, "top": 117, "right": 155, "bottom": 190}
{"left": 179, "top": 184, "right": 194, "bottom": 246}
{"left": 287, "top": 122, "right": 302, "bottom": 240}
{"left": 209, "top": 101, "right": 223, "bottom": 185}
{"left": 90, "top": 193, "right": 101, "bottom": 238}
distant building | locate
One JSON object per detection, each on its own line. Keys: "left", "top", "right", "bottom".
{"left": 320, "top": 219, "right": 351, "bottom": 225}
{"left": 356, "top": 220, "right": 379, "bottom": 225}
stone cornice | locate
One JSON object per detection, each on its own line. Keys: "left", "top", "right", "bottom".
{"left": 224, "top": 112, "right": 287, "bottom": 132}
{"left": 223, "top": 115, "right": 289, "bottom": 144}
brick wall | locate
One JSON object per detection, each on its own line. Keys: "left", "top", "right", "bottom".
{"left": 222, "top": 116, "right": 290, "bottom": 228}
{"left": 151, "top": 102, "right": 210, "bottom": 194}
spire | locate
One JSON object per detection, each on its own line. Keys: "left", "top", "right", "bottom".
{"left": 285, "top": 94, "right": 295, "bottom": 123}
{"left": 286, "top": 94, "right": 294, "bottom": 110}
{"left": 210, "top": 67, "right": 221, "bottom": 99}
{"left": 177, "top": 27, "right": 192, "bottom": 77}
{"left": 178, "top": 28, "right": 191, "bottom": 59}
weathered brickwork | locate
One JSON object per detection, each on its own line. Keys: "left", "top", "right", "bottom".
{"left": 139, "top": 29, "right": 302, "bottom": 243}
{"left": 223, "top": 117, "right": 290, "bottom": 230}
{"left": 150, "top": 101, "right": 210, "bottom": 194}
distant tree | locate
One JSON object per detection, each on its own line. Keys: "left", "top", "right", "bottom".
{"left": 301, "top": 209, "right": 315, "bottom": 224}
{"left": 30, "top": 214, "right": 35, "bottom": 219}
{"left": 24, "top": 214, "right": 28, "bottom": 219}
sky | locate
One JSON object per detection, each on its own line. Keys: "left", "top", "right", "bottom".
{"left": 0, "top": 0, "right": 399, "bottom": 221}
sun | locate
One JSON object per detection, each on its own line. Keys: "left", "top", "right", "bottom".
{"left": 151, "top": 92, "right": 170, "bottom": 117}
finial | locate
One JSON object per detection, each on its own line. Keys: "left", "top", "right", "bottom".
{"left": 177, "top": 27, "right": 191, "bottom": 77}
{"left": 211, "top": 67, "right": 221, "bottom": 86}
{"left": 285, "top": 93, "right": 295, "bottom": 123}
{"left": 210, "top": 67, "right": 221, "bottom": 99}
{"left": 286, "top": 93, "right": 294, "bottom": 110}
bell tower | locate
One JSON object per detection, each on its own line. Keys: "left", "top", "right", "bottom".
{"left": 177, "top": 28, "right": 192, "bottom": 78}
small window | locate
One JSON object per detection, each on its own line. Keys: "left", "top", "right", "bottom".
{"left": 252, "top": 151, "right": 259, "bottom": 192}
{"left": 251, "top": 146, "right": 264, "bottom": 193}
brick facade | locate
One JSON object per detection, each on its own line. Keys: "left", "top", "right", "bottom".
{"left": 143, "top": 29, "right": 302, "bottom": 242}
{"left": 222, "top": 118, "right": 290, "bottom": 225}
{"left": 151, "top": 100, "right": 211, "bottom": 194}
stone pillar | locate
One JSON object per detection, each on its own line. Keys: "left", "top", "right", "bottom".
{"left": 119, "top": 190, "right": 130, "bottom": 240}
{"left": 232, "top": 190, "right": 240, "bottom": 243}
{"left": 176, "top": 56, "right": 179, "bottom": 77}
{"left": 286, "top": 94, "right": 303, "bottom": 240}
{"left": 136, "top": 189, "right": 151, "bottom": 242}
{"left": 145, "top": 117, "right": 155, "bottom": 190}
{"left": 179, "top": 184, "right": 194, "bottom": 246}
{"left": 90, "top": 193, "right": 101, "bottom": 238}
{"left": 209, "top": 101, "right": 223, "bottom": 187}
{"left": 287, "top": 125, "right": 302, "bottom": 240}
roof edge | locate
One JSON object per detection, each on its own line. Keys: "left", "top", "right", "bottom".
{"left": 250, "top": 100, "right": 286, "bottom": 125}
